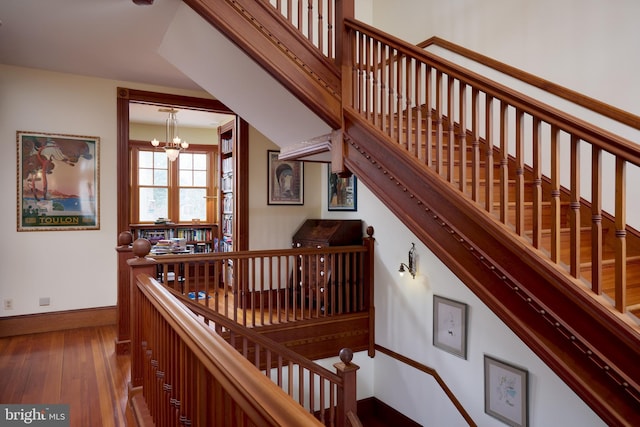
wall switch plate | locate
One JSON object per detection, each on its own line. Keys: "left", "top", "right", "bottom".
{"left": 39, "top": 297, "right": 50, "bottom": 306}
{"left": 3, "top": 298, "right": 13, "bottom": 310}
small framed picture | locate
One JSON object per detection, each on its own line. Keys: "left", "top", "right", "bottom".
{"left": 328, "top": 168, "right": 357, "bottom": 211}
{"left": 267, "top": 150, "right": 304, "bottom": 205}
{"left": 484, "top": 355, "right": 529, "bottom": 427}
{"left": 433, "top": 295, "right": 468, "bottom": 359}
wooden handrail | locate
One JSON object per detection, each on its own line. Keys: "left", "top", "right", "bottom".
{"left": 375, "top": 345, "right": 476, "bottom": 426}
{"left": 343, "top": 16, "right": 640, "bottom": 322}
{"left": 418, "top": 37, "right": 640, "bottom": 130}
{"left": 130, "top": 273, "right": 325, "bottom": 426}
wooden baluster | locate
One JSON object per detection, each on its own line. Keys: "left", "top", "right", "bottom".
{"left": 458, "top": 81, "right": 467, "bottom": 192}
{"left": 435, "top": 70, "right": 444, "bottom": 175}
{"left": 357, "top": 32, "right": 364, "bottom": 114}
{"left": 615, "top": 158, "right": 627, "bottom": 312}
{"left": 550, "top": 125, "right": 561, "bottom": 263}
{"left": 570, "top": 135, "right": 581, "bottom": 277}
{"left": 470, "top": 88, "right": 480, "bottom": 202}
{"left": 297, "top": 0, "right": 303, "bottom": 31}
{"left": 532, "top": 118, "right": 542, "bottom": 249}
{"left": 307, "top": 0, "right": 313, "bottom": 42}
{"left": 308, "top": 371, "right": 316, "bottom": 419}
{"left": 388, "top": 47, "right": 395, "bottom": 141}
{"left": 380, "top": 44, "right": 388, "bottom": 135}
{"left": 425, "top": 65, "right": 433, "bottom": 168}
{"left": 591, "top": 146, "right": 603, "bottom": 294}
{"left": 406, "top": 57, "right": 414, "bottom": 153}
{"left": 319, "top": 376, "right": 326, "bottom": 424}
{"left": 447, "top": 76, "right": 455, "bottom": 183}
{"left": 396, "top": 53, "right": 404, "bottom": 147}
{"left": 515, "top": 108, "right": 525, "bottom": 236}
{"left": 499, "top": 101, "right": 509, "bottom": 224}
{"left": 327, "top": 0, "right": 334, "bottom": 59}
{"left": 372, "top": 39, "right": 379, "bottom": 129}
{"left": 484, "top": 95, "right": 494, "bottom": 213}
{"left": 415, "top": 61, "right": 423, "bottom": 160}
{"left": 363, "top": 37, "right": 374, "bottom": 121}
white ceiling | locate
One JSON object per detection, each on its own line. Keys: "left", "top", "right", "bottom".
{"left": 0, "top": 0, "right": 224, "bottom": 127}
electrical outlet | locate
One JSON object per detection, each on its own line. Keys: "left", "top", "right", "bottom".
{"left": 39, "top": 297, "right": 50, "bottom": 306}
{"left": 4, "top": 298, "right": 13, "bottom": 310}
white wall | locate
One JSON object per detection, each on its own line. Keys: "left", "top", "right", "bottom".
{"left": 0, "top": 64, "right": 320, "bottom": 317}
{"left": 248, "top": 126, "right": 322, "bottom": 250}
{"left": 344, "top": 181, "right": 604, "bottom": 426}
{"left": 371, "top": 0, "right": 640, "bottom": 227}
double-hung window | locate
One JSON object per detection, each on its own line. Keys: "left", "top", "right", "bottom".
{"left": 130, "top": 142, "right": 217, "bottom": 224}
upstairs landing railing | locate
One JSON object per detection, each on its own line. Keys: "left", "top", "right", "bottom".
{"left": 127, "top": 227, "right": 374, "bottom": 329}
{"left": 343, "top": 18, "right": 640, "bottom": 323}
{"left": 128, "top": 269, "right": 361, "bottom": 427}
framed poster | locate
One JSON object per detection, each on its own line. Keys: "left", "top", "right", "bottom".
{"left": 267, "top": 150, "right": 304, "bottom": 205}
{"left": 328, "top": 168, "right": 357, "bottom": 211}
{"left": 17, "top": 131, "right": 100, "bottom": 231}
{"left": 484, "top": 355, "right": 529, "bottom": 427}
{"left": 433, "top": 295, "right": 468, "bottom": 359}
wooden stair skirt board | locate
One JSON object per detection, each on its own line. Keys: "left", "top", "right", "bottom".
{"left": 0, "top": 306, "right": 116, "bottom": 338}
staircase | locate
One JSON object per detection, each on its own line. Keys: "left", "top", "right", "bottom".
{"left": 175, "top": 0, "right": 639, "bottom": 424}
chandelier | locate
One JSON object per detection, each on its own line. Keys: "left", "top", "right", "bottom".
{"left": 151, "top": 108, "right": 189, "bottom": 161}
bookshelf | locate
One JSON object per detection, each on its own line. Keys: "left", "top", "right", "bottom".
{"left": 129, "top": 223, "right": 218, "bottom": 253}
{"left": 217, "top": 118, "right": 248, "bottom": 252}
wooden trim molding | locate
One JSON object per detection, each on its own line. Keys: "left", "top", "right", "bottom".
{"left": 0, "top": 306, "right": 116, "bottom": 338}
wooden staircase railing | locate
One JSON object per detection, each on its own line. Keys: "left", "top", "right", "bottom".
{"left": 340, "top": 17, "right": 640, "bottom": 425}
{"left": 117, "top": 230, "right": 375, "bottom": 360}
{"left": 343, "top": 17, "right": 640, "bottom": 321}
{"left": 128, "top": 261, "right": 362, "bottom": 426}
{"left": 135, "top": 0, "right": 640, "bottom": 423}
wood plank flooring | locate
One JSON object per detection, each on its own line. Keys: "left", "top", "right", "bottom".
{"left": 0, "top": 325, "right": 131, "bottom": 427}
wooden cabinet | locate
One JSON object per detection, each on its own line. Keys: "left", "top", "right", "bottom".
{"left": 291, "top": 219, "right": 363, "bottom": 312}
{"left": 292, "top": 219, "right": 363, "bottom": 248}
{"left": 129, "top": 223, "right": 218, "bottom": 253}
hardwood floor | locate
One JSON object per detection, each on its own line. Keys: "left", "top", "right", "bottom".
{"left": 0, "top": 325, "right": 132, "bottom": 427}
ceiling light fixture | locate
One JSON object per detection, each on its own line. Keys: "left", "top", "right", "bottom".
{"left": 151, "top": 108, "right": 189, "bottom": 162}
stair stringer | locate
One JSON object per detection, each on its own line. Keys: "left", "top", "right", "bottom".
{"left": 342, "top": 108, "right": 640, "bottom": 427}
{"left": 183, "top": 0, "right": 342, "bottom": 129}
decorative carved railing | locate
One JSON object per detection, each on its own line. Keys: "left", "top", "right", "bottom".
{"left": 128, "top": 268, "right": 361, "bottom": 426}
{"left": 343, "top": 18, "right": 640, "bottom": 322}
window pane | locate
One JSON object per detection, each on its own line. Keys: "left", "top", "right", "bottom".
{"left": 179, "top": 188, "right": 207, "bottom": 222}
{"left": 193, "top": 170, "right": 207, "bottom": 186}
{"left": 139, "top": 187, "right": 168, "bottom": 222}
{"left": 179, "top": 170, "right": 193, "bottom": 186}
{"left": 139, "top": 168, "right": 153, "bottom": 186}
{"left": 139, "top": 151, "right": 153, "bottom": 168}
{"left": 154, "top": 169, "right": 168, "bottom": 186}
{"left": 179, "top": 153, "right": 193, "bottom": 170}
{"left": 154, "top": 152, "right": 168, "bottom": 168}
{"left": 193, "top": 153, "right": 207, "bottom": 170}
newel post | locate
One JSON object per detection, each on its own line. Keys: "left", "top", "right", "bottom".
{"left": 362, "top": 226, "right": 375, "bottom": 357}
{"left": 115, "top": 231, "right": 134, "bottom": 355}
{"left": 334, "top": 348, "right": 360, "bottom": 427}
{"left": 127, "top": 238, "right": 156, "bottom": 390}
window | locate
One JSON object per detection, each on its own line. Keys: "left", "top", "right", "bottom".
{"left": 130, "top": 142, "right": 217, "bottom": 224}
